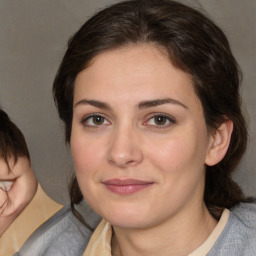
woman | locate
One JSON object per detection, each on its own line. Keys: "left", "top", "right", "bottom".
{"left": 17, "top": 0, "right": 256, "bottom": 255}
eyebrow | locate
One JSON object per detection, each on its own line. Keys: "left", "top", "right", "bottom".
{"left": 74, "top": 98, "right": 188, "bottom": 110}
{"left": 138, "top": 98, "right": 188, "bottom": 109}
{"left": 74, "top": 99, "right": 111, "bottom": 110}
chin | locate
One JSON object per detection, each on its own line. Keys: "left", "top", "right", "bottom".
{"left": 107, "top": 216, "right": 147, "bottom": 229}
{"left": 98, "top": 204, "right": 153, "bottom": 229}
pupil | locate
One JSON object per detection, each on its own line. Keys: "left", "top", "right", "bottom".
{"left": 93, "top": 116, "right": 104, "bottom": 124}
{"left": 155, "top": 116, "right": 166, "bottom": 125}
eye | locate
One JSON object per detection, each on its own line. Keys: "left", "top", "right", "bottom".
{"left": 82, "top": 114, "right": 110, "bottom": 127}
{"left": 145, "top": 114, "right": 175, "bottom": 127}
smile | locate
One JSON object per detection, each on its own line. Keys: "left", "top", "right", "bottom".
{"left": 102, "top": 179, "right": 154, "bottom": 195}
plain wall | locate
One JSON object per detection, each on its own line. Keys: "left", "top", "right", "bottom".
{"left": 0, "top": 0, "right": 255, "bottom": 204}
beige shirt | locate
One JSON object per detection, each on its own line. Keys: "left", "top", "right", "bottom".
{"left": 83, "top": 209, "right": 230, "bottom": 256}
{"left": 0, "top": 184, "right": 62, "bottom": 256}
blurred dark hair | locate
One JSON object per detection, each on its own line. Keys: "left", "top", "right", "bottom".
{"left": 0, "top": 109, "right": 30, "bottom": 169}
{"left": 53, "top": 0, "right": 248, "bottom": 219}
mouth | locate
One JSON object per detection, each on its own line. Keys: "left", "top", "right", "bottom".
{"left": 102, "top": 179, "right": 154, "bottom": 195}
{"left": 0, "top": 180, "right": 15, "bottom": 192}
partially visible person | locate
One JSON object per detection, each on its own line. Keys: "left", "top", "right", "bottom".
{"left": 0, "top": 109, "right": 37, "bottom": 237}
{"left": 0, "top": 109, "right": 62, "bottom": 255}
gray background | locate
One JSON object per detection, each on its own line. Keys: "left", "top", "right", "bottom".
{"left": 0, "top": 0, "right": 255, "bottom": 204}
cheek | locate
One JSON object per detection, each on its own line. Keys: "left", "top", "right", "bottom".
{"left": 148, "top": 137, "right": 193, "bottom": 171}
{"left": 71, "top": 134, "right": 105, "bottom": 178}
{"left": 147, "top": 131, "right": 208, "bottom": 177}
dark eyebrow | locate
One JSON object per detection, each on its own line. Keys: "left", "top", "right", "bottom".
{"left": 74, "top": 98, "right": 187, "bottom": 110}
{"left": 74, "top": 99, "right": 111, "bottom": 110}
{"left": 138, "top": 98, "right": 188, "bottom": 109}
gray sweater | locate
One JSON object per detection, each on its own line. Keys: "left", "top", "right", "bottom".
{"left": 14, "top": 201, "right": 256, "bottom": 256}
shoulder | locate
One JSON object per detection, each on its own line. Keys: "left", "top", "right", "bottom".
{"left": 231, "top": 200, "right": 256, "bottom": 228}
{"left": 15, "top": 204, "right": 101, "bottom": 256}
{"left": 208, "top": 200, "right": 256, "bottom": 256}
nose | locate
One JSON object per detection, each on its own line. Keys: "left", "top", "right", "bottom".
{"left": 107, "top": 125, "right": 143, "bottom": 168}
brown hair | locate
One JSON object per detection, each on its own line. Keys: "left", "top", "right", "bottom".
{"left": 0, "top": 109, "right": 30, "bottom": 169}
{"left": 53, "top": 0, "right": 248, "bottom": 219}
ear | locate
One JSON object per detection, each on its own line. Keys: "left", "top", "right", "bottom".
{"left": 205, "top": 120, "right": 233, "bottom": 166}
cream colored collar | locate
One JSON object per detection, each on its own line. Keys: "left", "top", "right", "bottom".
{"left": 83, "top": 209, "right": 230, "bottom": 256}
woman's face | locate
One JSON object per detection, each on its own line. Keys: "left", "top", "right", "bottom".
{"left": 71, "top": 44, "right": 213, "bottom": 229}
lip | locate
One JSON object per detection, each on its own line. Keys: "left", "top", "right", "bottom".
{"left": 102, "top": 179, "right": 154, "bottom": 195}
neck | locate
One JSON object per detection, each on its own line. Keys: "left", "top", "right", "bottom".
{"left": 112, "top": 203, "right": 217, "bottom": 256}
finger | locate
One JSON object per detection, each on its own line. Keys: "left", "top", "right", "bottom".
{"left": 0, "top": 198, "right": 8, "bottom": 215}
{"left": 0, "top": 198, "right": 7, "bottom": 209}
{"left": 0, "top": 188, "right": 8, "bottom": 214}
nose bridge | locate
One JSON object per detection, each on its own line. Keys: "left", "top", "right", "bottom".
{"left": 107, "top": 121, "right": 143, "bottom": 168}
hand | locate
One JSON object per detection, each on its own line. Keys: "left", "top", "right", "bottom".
{"left": 0, "top": 157, "right": 37, "bottom": 236}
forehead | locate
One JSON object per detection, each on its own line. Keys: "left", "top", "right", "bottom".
{"left": 73, "top": 44, "right": 199, "bottom": 108}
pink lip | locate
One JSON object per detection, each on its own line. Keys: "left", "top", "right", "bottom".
{"left": 102, "top": 179, "right": 154, "bottom": 195}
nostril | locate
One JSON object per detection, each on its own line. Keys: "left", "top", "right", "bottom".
{"left": 126, "top": 160, "right": 136, "bottom": 166}
{"left": 107, "top": 149, "right": 143, "bottom": 168}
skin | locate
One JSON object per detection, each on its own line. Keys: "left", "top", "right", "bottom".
{"left": 0, "top": 156, "right": 37, "bottom": 236}
{"left": 71, "top": 44, "right": 232, "bottom": 256}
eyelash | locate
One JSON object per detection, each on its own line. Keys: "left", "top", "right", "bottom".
{"left": 81, "top": 113, "right": 111, "bottom": 127}
{"left": 144, "top": 113, "right": 176, "bottom": 129}
{"left": 80, "top": 113, "right": 176, "bottom": 129}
